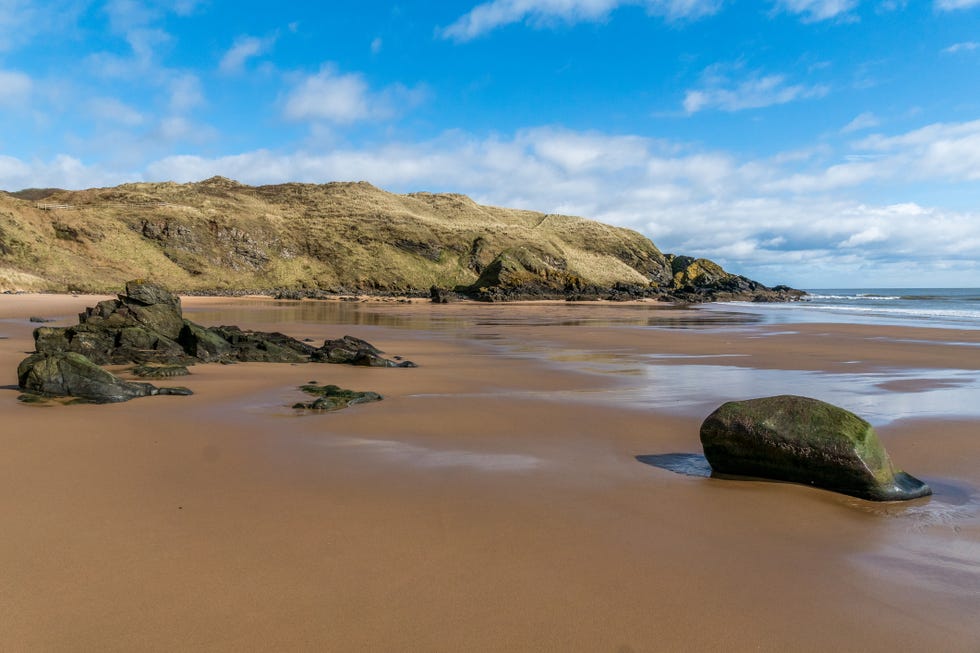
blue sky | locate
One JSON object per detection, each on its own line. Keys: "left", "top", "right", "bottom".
{"left": 1, "top": 0, "right": 979, "bottom": 288}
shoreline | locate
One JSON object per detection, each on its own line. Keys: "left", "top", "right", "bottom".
{"left": 1, "top": 294, "right": 978, "bottom": 651}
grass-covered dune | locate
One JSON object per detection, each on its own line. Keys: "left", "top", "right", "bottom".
{"left": 0, "top": 177, "right": 799, "bottom": 302}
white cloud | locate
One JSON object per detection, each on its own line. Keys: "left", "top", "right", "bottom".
{"left": 153, "top": 116, "right": 215, "bottom": 143}
{"left": 855, "top": 119, "right": 980, "bottom": 181}
{"left": 935, "top": 0, "right": 980, "bottom": 9}
{"left": 220, "top": 34, "right": 277, "bottom": 73}
{"left": 169, "top": 73, "right": 204, "bottom": 112}
{"left": 0, "top": 154, "right": 130, "bottom": 191}
{"left": 840, "top": 111, "right": 879, "bottom": 133}
{"left": 439, "top": 0, "right": 722, "bottom": 42}
{"left": 283, "top": 64, "right": 425, "bottom": 124}
{"left": 943, "top": 41, "right": 979, "bottom": 53}
{"left": 284, "top": 66, "right": 373, "bottom": 124}
{"left": 773, "top": 0, "right": 859, "bottom": 21}
{"left": 371, "top": 37, "right": 383, "bottom": 54}
{"left": 0, "top": 69, "right": 32, "bottom": 107}
{"left": 7, "top": 118, "right": 980, "bottom": 286}
{"left": 87, "top": 97, "right": 144, "bottom": 126}
{"left": 683, "top": 66, "right": 829, "bottom": 113}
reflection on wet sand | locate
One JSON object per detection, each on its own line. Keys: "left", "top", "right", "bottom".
{"left": 182, "top": 298, "right": 762, "bottom": 333}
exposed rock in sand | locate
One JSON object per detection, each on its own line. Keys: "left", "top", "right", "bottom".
{"left": 292, "top": 383, "right": 383, "bottom": 412}
{"left": 699, "top": 394, "right": 932, "bottom": 501}
{"left": 17, "top": 351, "right": 192, "bottom": 403}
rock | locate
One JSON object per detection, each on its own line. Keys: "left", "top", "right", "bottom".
{"left": 457, "top": 247, "right": 586, "bottom": 301}
{"left": 29, "top": 316, "right": 54, "bottom": 323}
{"left": 36, "top": 282, "right": 189, "bottom": 364}
{"left": 699, "top": 395, "right": 931, "bottom": 501}
{"left": 17, "top": 352, "right": 193, "bottom": 403}
{"left": 664, "top": 255, "right": 805, "bottom": 303}
{"left": 206, "top": 325, "right": 313, "bottom": 363}
{"left": 292, "top": 383, "right": 382, "bottom": 412}
{"left": 131, "top": 364, "right": 190, "bottom": 378}
{"left": 312, "top": 335, "right": 416, "bottom": 367}
{"left": 32, "top": 280, "right": 418, "bottom": 369}
{"left": 124, "top": 279, "right": 181, "bottom": 308}
{"left": 177, "top": 320, "right": 233, "bottom": 362}
{"left": 430, "top": 286, "right": 459, "bottom": 303}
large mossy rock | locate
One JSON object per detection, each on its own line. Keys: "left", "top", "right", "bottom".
{"left": 699, "top": 395, "right": 931, "bottom": 501}
{"left": 17, "top": 352, "right": 192, "bottom": 403}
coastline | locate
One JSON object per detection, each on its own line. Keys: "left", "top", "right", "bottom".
{"left": 1, "top": 294, "right": 977, "bottom": 651}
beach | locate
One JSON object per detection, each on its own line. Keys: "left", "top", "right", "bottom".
{"left": 1, "top": 294, "right": 978, "bottom": 652}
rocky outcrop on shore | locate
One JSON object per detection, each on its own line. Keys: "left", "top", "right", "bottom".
{"left": 33, "top": 280, "right": 415, "bottom": 367}
{"left": 699, "top": 395, "right": 932, "bottom": 501}
{"left": 0, "top": 177, "right": 801, "bottom": 302}
{"left": 16, "top": 279, "right": 412, "bottom": 403}
{"left": 445, "top": 247, "right": 804, "bottom": 302}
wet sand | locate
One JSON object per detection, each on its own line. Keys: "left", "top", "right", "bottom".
{"left": 1, "top": 295, "right": 978, "bottom": 652}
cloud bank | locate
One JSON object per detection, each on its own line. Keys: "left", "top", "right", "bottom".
{"left": 5, "top": 119, "right": 980, "bottom": 287}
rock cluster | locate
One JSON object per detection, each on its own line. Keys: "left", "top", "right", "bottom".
{"left": 17, "top": 280, "right": 413, "bottom": 404}
{"left": 700, "top": 395, "right": 931, "bottom": 501}
{"left": 433, "top": 247, "right": 806, "bottom": 303}
{"left": 32, "top": 280, "right": 415, "bottom": 367}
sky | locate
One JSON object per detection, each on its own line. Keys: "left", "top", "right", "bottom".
{"left": 1, "top": 1, "right": 979, "bottom": 288}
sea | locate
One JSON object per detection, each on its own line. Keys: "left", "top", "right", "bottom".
{"left": 721, "top": 288, "right": 980, "bottom": 330}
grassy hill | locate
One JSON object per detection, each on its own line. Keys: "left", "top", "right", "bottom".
{"left": 0, "top": 177, "right": 797, "bottom": 301}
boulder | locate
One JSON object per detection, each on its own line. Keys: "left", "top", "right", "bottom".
{"left": 699, "top": 395, "right": 931, "bottom": 501}
{"left": 17, "top": 352, "right": 192, "bottom": 403}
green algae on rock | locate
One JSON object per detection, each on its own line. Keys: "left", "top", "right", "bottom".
{"left": 293, "top": 383, "right": 383, "bottom": 412}
{"left": 699, "top": 395, "right": 931, "bottom": 501}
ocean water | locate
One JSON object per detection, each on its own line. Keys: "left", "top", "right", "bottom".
{"left": 721, "top": 288, "right": 980, "bottom": 330}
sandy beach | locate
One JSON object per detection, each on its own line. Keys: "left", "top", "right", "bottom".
{"left": 1, "top": 294, "right": 978, "bottom": 652}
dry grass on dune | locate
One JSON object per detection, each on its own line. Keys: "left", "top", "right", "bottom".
{"left": 0, "top": 177, "right": 672, "bottom": 294}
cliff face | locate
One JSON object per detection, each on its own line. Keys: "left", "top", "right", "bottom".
{"left": 0, "top": 177, "right": 801, "bottom": 302}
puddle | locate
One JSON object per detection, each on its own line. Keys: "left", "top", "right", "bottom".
{"left": 635, "top": 453, "right": 712, "bottom": 477}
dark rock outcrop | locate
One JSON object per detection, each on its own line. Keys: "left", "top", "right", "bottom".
{"left": 204, "top": 325, "right": 313, "bottom": 363}
{"left": 699, "top": 395, "right": 931, "bottom": 501}
{"left": 451, "top": 247, "right": 804, "bottom": 303}
{"left": 311, "top": 335, "right": 416, "bottom": 367}
{"left": 17, "top": 351, "right": 192, "bottom": 403}
{"left": 34, "top": 280, "right": 413, "bottom": 367}
{"left": 430, "top": 286, "right": 459, "bottom": 303}
{"left": 292, "top": 383, "right": 383, "bottom": 412}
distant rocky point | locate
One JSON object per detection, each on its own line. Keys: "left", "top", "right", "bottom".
{"left": 0, "top": 177, "right": 803, "bottom": 302}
